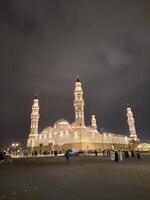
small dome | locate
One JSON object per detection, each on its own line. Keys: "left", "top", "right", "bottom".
{"left": 41, "top": 126, "right": 52, "bottom": 135}
{"left": 71, "top": 122, "right": 79, "bottom": 128}
{"left": 71, "top": 121, "right": 77, "bottom": 128}
{"left": 54, "top": 119, "right": 71, "bottom": 129}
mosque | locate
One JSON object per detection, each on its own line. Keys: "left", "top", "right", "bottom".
{"left": 27, "top": 77, "right": 138, "bottom": 154}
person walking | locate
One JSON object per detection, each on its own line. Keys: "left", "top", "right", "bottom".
{"left": 65, "top": 149, "right": 71, "bottom": 161}
{"left": 95, "top": 150, "right": 98, "bottom": 157}
{"left": 128, "top": 151, "right": 132, "bottom": 158}
{"left": 110, "top": 150, "right": 115, "bottom": 161}
{"left": 136, "top": 151, "right": 141, "bottom": 160}
{"left": 124, "top": 151, "right": 129, "bottom": 159}
{"left": 115, "top": 151, "right": 119, "bottom": 162}
{"left": 118, "top": 150, "right": 123, "bottom": 161}
{"left": 54, "top": 150, "right": 58, "bottom": 156}
{"left": 131, "top": 151, "right": 135, "bottom": 158}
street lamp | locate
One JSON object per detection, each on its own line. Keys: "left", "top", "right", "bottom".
{"left": 11, "top": 143, "right": 21, "bottom": 157}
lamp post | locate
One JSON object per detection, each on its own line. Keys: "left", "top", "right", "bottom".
{"left": 11, "top": 143, "right": 21, "bottom": 157}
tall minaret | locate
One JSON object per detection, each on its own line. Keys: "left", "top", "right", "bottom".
{"left": 74, "top": 76, "right": 85, "bottom": 127}
{"left": 127, "top": 105, "right": 137, "bottom": 141}
{"left": 91, "top": 115, "right": 97, "bottom": 129}
{"left": 29, "top": 95, "right": 40, "bottom": 136}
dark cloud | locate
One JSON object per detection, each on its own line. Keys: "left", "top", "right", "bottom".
{"left": 0, "top": 0, "right": 150, "bottom": 145}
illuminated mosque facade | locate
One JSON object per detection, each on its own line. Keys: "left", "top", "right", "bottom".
{"left": 27, "top": 77, "right": 138, "bottom": 154}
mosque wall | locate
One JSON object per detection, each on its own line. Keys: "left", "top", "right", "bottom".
{"left": 27, "top": 141, "right": 129, "bottom": 155}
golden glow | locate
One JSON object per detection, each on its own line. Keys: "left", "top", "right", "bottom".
{"left": 27, "top": 78, "right": 130, "bottom": 152}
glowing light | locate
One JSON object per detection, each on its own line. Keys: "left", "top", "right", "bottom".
{"left": 27, "top": 78, "right": 132, "bottom": 152}
{"left": 103, "top": 133, "right": 106, "bottom": 138}
{"left": 60, "top": 131, "right": 63, "bottom": 136}
{"left": 66, "top": 130, "right": 69, "bottom": 135}
{"left": 74, "top": 132, "right": 78, "bottom": 137}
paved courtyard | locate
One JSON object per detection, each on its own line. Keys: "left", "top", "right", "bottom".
{"left": 0, "top": 155, "right": 150, "bottom": 200}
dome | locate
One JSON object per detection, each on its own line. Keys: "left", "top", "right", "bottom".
{"left": 41, "top": 126, "right": 52, "bottom": 135}
{"left": 54, "top": 119, "right": 71, "bottom": 129}
{"left": 71, "top": 121, "right": 76, "bottom": 128}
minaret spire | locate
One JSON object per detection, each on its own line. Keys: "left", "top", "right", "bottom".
{"left": 34, "top": 93, "right": 38, "bottom": 99}
{"left": 74, "top": 77, "right": 85, "bottom": 127}
{"left": 127, "top": 105, "right": 137, "bottom": 141}
{"left": 30, "top": 95, "right": 40, "bottom": 135}
{"left": 91, "top": 115, "right": 97, "bottom": 129}
{"left": 76, "top": 74, "right": 80, "bottom": 82}
{"left": 27, "top": 95, "right": 40, "bottom": 154}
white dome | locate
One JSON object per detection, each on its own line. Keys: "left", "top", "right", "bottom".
{"left": 71, "top": 122, "right": 76, "bottom": 128}
{"left": 41, "top": 126, "right": 52, "bottom": 135}
{"left": 54, "top": 119, "right": 71, "bottom": 129}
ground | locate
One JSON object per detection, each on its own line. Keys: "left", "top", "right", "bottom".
{"left": 0, "top": 155, "right": 150, "bottom": 200}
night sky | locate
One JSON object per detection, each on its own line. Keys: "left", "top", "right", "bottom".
{"left": 0, "top": 0, "right": 150, "bottom": 146}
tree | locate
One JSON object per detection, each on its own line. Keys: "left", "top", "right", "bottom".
{"left": 0, "top": 144, "right": 4, "bottom": 153}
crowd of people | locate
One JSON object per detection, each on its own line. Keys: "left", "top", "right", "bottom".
{"left": 0, "top": 148, "right": 142, "bottom": 163}
{"left": 102, "top": 149, "right": 141, "bottom": 162}
{"left": 63, "top": 148, "right": 142, "bottom": 162}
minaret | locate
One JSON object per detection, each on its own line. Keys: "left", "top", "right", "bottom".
{"left": 127, "top": 105, "right": 137, "bottom": 141}
{"left": 91, "top": 115, "right": 97, "bottom": 129}
{"left": 74, "top": 76, "right": 85, "bottom": 127}
{"left": 29, "top": 95, "right": 40, "bottom": 136}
